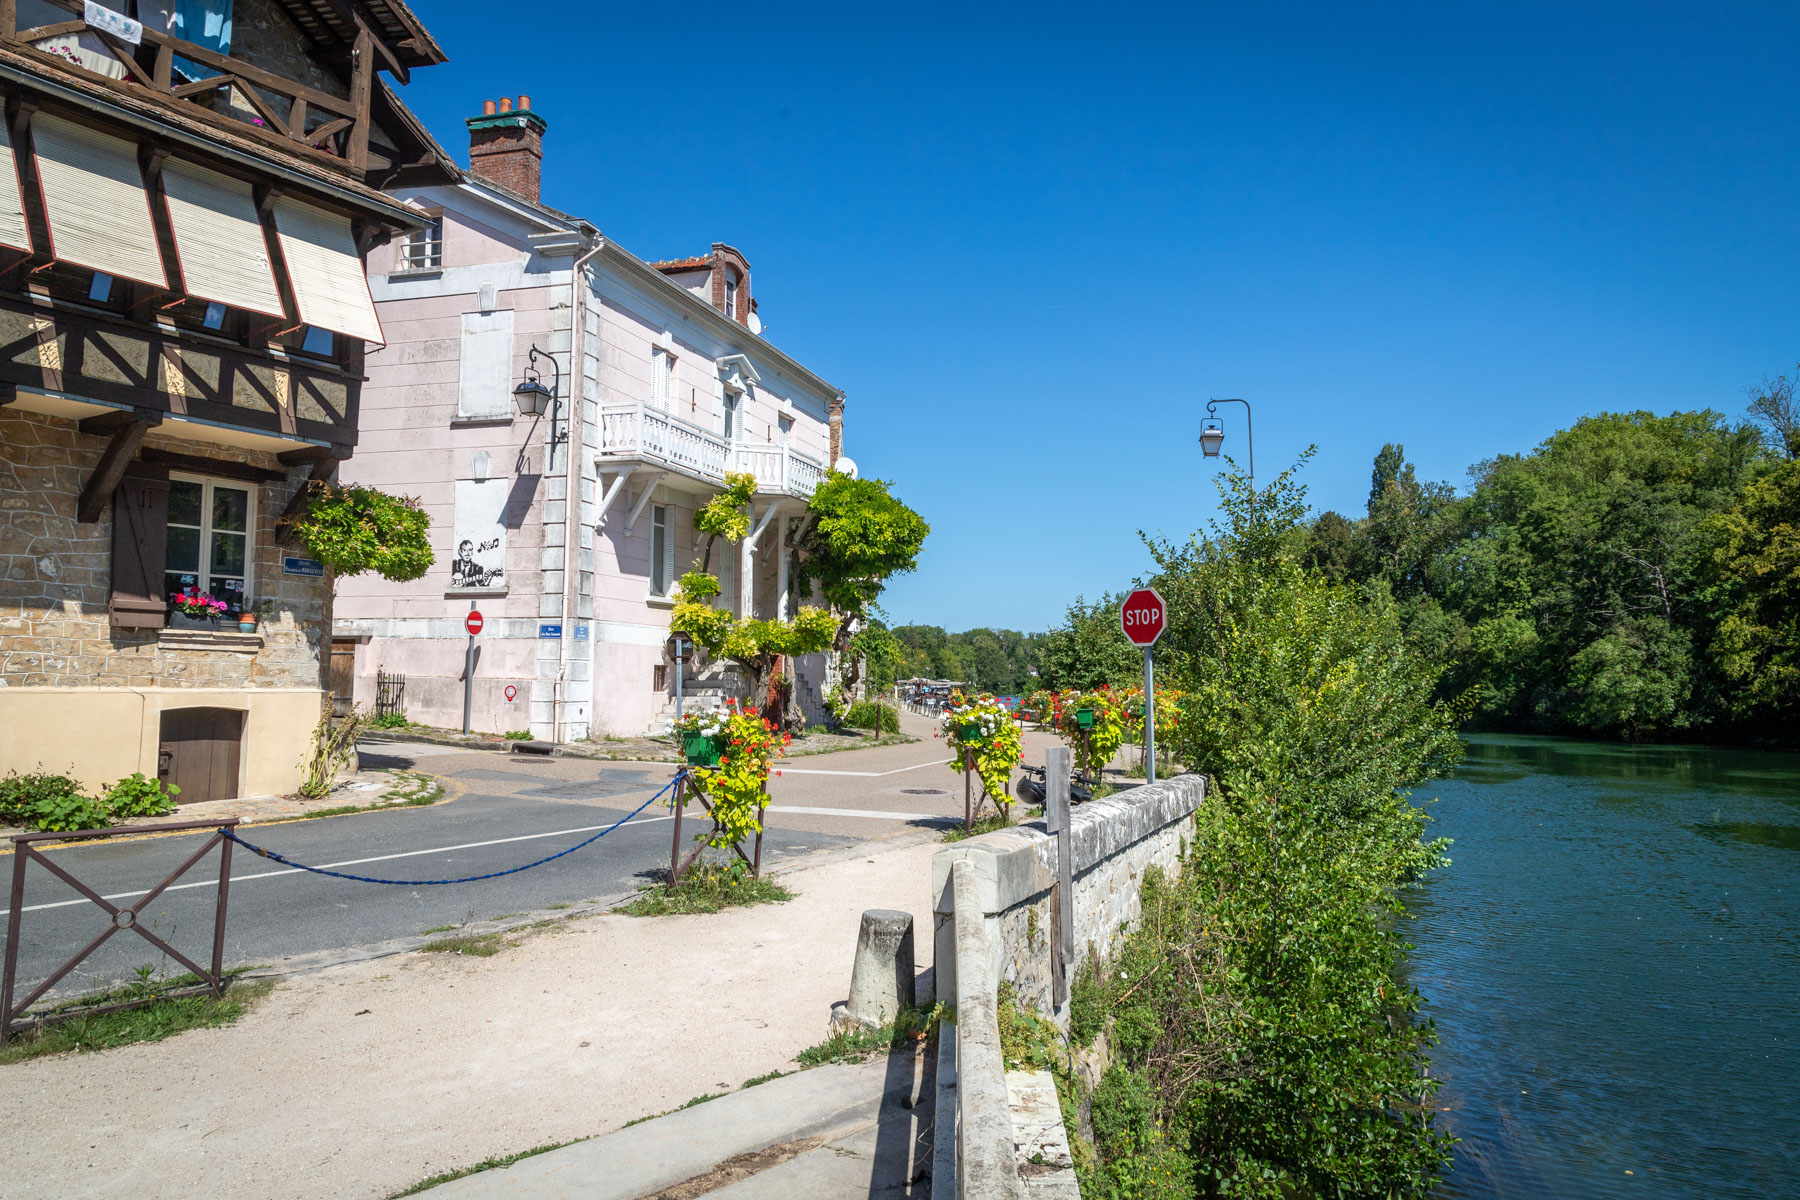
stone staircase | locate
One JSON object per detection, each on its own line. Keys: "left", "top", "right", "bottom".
{"left": 789, "top": 652, "right": 833, "bottom": 729}
{"left": 646, "top": 661, "right": 749, "bottom": 736}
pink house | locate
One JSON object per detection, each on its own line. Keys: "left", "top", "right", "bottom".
{"left": 332, "top": 97, "right": 847, "bottom": 740}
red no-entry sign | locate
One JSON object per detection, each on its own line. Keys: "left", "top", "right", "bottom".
{"left": 1120, "top": 587, "right": 1166, "bottom": 647}
{"left": 465, "top": 610, "right": 484, "bottom": 636}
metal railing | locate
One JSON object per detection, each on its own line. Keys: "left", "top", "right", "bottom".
{"left": 597, "top": 402, "right": 828, "bottom": 496}
{"left": 1, "top": 819, "right": 238, "bottom": 1046}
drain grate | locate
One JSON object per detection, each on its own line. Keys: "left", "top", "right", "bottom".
{"left": 900, "top": 787, "right": 948, "bottom": 795}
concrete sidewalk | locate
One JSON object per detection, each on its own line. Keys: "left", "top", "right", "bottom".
{"left": 435, "top": 1047, "right": 933, "bottom": 1199}
{"left": 1, "top": 834, "right": 943, "bottom": 1200}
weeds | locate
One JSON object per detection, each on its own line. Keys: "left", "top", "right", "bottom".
{"left": 0, "top": 968, "right": 269, "bottom": 1065}
{"left": 615, "top": 860, "right": 793, "bottom": 917}
{"left": 941, "top": 810, "right": 1014, "bottom": 842}
{"left": 419, "top": 933, "right": 506, "bottom": 957}
{"left": 299, "top": 702, "right": 366, "bottom": 799}
{"left": 388, "top": 1138, "right": 589, "bottom": 1197}
{"left": 794, "top": 1005, "right": 939, "bottom": 1066}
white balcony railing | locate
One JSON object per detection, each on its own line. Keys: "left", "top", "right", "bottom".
{"left": 597, "top": 403, "right": 829, "bottom": 497}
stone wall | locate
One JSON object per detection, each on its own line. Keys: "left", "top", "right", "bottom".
{"left": 0, "top": 409, "right": 328, "bottom": 693}
{"left": 1, "top": 408, "right": 332, "bottom": 793}
{"left": 931, "top": 773, "right": 1204, "bottom": 1023}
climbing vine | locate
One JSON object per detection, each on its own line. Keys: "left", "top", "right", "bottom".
{"left": 1055, "top": 686, "right": 1129, "bottom": 778}
{"left": 940, "top": 692, "right": 1024, "bottom": 807}
{"left": 285, "top": 481, "right": 434, "bottom": 581}
{"left": 686, "top": 701, "right": 789, "bottom": 849}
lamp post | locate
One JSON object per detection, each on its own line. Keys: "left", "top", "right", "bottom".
{"left": 513, "top": 344, "right": 568, "bottom": 458}
{"left": 1198, "top": 397, "right": 1253, "bottom": 487}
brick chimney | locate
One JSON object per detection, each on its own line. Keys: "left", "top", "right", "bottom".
{"left": 467, "top": 96, "right": 547, "bottom": 204}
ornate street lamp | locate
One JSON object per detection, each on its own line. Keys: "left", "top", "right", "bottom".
{"left": 1200, "top": 397, "right": 1253, "bottom": 485}
{"left": 513, "top": 345, "right": 567, "bottom": 447}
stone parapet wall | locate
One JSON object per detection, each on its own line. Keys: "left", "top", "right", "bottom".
{"left": 931, "top": 773, "right": 1204, "bottom": 1022}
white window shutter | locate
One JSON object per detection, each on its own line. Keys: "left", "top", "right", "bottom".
{"left": 651, "top": 348, "right": 669, "bottom": 411}
{"left": 272, "top": 197, "right": 383, "bottom": 344}
{"left": 458, "top": 310, "right": 515, "bottom": 419}
{"left": 161, "top": 160, "right": 285, "bottom": 317}
{"left": 31, "top": 114, "right": 166, "bottom": 286}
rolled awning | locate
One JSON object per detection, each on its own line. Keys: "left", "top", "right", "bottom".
{"left": 271, "top": 197, "right": 383, "bottom": 345}
{"left": 0, "top": 128, "right": 29, "bottom": 253}
{"left": 30, "top": 113, "right": 167, "bottom": 288}
{"left": 161, "top": 160, "right": 286, "bottom": 318}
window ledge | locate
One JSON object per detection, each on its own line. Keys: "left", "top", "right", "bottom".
{"left": 646, "top": 595, "right": 676, "bottom": 609}
{"left": 450, "top": 415, "right": 515, "bottom": 428}
{"left": 388, "top": 267, "right": 444, "bottom": 280}
{"left": 158, "top": 630, "right": 263, "bottom": 654}
{"left": 446, "top": 587, "right": 508, "bottom": 598}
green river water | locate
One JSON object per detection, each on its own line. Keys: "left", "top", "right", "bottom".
{"left": 1413, "top": 734, "right": 1799, "bottom": 1199}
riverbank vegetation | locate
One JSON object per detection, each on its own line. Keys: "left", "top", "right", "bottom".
{"left": 1056, "top": 461, "right": 1461, "bottom": 1197}
{"left": 1039, "top": 395, "right": 1798, "bottom": 743}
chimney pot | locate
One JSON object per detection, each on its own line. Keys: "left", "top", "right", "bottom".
{"left": 468, "top": 95, "right": 548, "bottom": 204}
{"left": 483, "top": 99, "right": 496, "bottom": 115}
{"left": 498, "top": 97, "right": 512, "bottom": 113}
{"left": 518, "top": 95, "right": 531, "bottom": 112}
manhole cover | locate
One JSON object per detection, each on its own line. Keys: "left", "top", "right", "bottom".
{"left": 901, "top": 788, "right": 948, "bottom": 795}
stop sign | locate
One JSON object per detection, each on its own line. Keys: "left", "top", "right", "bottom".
{"left": 1120, "top": 587, "right": 1166, "bottom": 647}
{"left": 465, "top": 610, "right": 484, "bottom": 636}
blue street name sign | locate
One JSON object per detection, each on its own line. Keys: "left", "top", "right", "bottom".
{"left": 538, "top": 623, "right": 562, "bottom": 639}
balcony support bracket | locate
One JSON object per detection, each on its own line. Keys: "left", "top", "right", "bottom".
{"left": 594, "top": 465, "right": 633, "bottom": 530}
{"left": 622, "top": 472, "right": 665, "bottom": 535}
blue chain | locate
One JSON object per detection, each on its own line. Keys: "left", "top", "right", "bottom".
{"left": 220, "top": 770, "right": 686, "bottom": 886}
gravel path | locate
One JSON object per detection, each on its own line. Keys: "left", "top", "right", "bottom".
{"left": 0, "top": 835, "right": 943, "bottom": 1200}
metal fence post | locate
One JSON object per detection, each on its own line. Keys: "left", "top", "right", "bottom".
{"left": 1045, "top": 745, "right": 1075, "bottom": 1007}
{"left": 0, "top": 843, "right": 27, "bottom": 1046}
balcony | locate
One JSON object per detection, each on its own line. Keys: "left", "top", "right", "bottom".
{"left": 596, "top": 402, "right": 826, "bottom": 497}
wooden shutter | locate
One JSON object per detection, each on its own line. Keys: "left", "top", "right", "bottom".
{"left": 271, "top": 197, "right": 383, "bottom": 344}
{"left": 31, "top": 114, "right": 168, "bottom": 287}
{"left": 457, "top": 310, "right": 514, "bottom": 418}
{"left": 161, "top": 159, "right": 285, "bottom": 317}
{"left": 110, "top": 462, "right": 169, "bottom": 629}
{"left": 0, "top": 123, "right": 30, "bottom": 252}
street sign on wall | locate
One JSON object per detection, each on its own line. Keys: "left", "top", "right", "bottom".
{"left": 1120, "top": 587, "right": 1166, "bottom": 647}
{"left": 465, "top": 610, "right": 484, "bottom": 636}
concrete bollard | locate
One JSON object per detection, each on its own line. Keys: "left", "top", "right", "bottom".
{"left": 843, "top": 908, "right": 916, "bottom": 1027}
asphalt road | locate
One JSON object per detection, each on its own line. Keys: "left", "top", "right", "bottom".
{"left": 1, "top": 710, "right": 1049, "bottom": 1000}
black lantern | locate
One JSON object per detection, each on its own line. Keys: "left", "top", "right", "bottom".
{"left": 512, "top": 347, "right": 555, "bottom": 417}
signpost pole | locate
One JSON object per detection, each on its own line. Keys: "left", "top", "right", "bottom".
{"left": 1143, "top": 646, "right": 1156, "bottom": 787}
{"left": 674, "top": 637, "right": 685, "bottom": 727}
{"left": 462, "top": 601, "right": 476, "bottom": 735}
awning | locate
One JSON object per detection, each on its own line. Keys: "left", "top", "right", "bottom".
{"left": 30, "top": 113, "right": 167, "bottom": 287}
{"left": 0, "top": 127, "right": 30, "bottom": 253}
{"left": 271, "top": 197, "right": 382, "bottom": 345}
{"left": 161, "top": 159, "right": 286, "bottom": 318}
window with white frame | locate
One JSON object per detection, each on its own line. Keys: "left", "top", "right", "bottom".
{"left": 722, "top": 390, "right": 739, "bottom": 442}
{"left": 400, "top": 212, "right": 443, "bottom": 270}
{"left": 651, "top": 346, "right": 672, "bottom": 411}
{"left": 649, "top": 503, "right": 675, "bottom": 597}
{"left": 724, "top": 276, "right": 737, "bottom": 320}
{"left": 164, "top": 475, "right": 253, "bottom": 618}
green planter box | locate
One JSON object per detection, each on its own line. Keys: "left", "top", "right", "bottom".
{"left": 1075, "top": 707, "right": 1096, "bottom": 730}
{"left": 683, "top": 734, "right": 723, "bottom": 766}
{"left": 956, "top": 722, "right": 983, "bottom": 743}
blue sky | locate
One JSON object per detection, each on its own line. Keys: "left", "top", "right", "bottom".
{"left": 400, "top": 1, "right": 1800, "bottom": 632}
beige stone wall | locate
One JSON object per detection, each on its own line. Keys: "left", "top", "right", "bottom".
{"left": 1, "top": 409, "right": 331, "bottom": 792}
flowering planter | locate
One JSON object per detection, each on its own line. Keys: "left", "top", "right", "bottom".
{"left": 169, "top": 612, "right": 220, "bottom": 631}
{"left": 1075, "top": 707, "right": 1096, "bottom": 730}
{"left": 683, "top": 734, "right": 724, "bottom": 766}
{"left": 956, "top": 722, "right": 983, "bottom": 743}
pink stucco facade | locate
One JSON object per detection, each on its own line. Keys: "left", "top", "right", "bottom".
{"left": 332, "top": 176, "right": 843, "bottom": 739}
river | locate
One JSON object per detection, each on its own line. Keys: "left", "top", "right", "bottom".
{"left": 1411, "top": 734, "right": 1800, "bottom": 1200}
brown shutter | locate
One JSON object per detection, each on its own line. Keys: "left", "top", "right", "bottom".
{"left": 110, "top": 462, "right": 169, "bottom": 629}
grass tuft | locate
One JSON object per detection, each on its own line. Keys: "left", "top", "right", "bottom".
{"left": 388, "top": 1138, "right": 588, "bottom": 1196}
{"left": 419, "top": 933, "right": 506, "bottom": 957}
{"left": 0, "top": 971, "right": 270, "bottom": 1065}
{"left": 941, "top": 810, "right": 1015, "bottom": 842}
{"left": 794, "top": 1005, "right": 939, "bottom": 1066}
{"left": 615, "top": 861, "right": 793, "bottom": 917}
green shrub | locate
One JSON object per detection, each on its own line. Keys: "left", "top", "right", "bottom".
{"left": 843, "top": 700, "right": 899, "bottom": 733}
{"left": 103, "top": 772, "right": 178, "bottom": 820}
{"left": 0, "top": 771, "right": 110, "bottom": 831}
{"left": 368, "top": 712, "right": 410, "bottom": 729}
{"left": 503, "top": 730, "right": 532, "bottom": 740}
{"left": 1090, "top": 1064, "right": 1156, "bottom": 1159}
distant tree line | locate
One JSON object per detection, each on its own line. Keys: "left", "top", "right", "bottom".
{"left": 1034, "top": 388, "right": 1797, "bottom": 742}
{"left": 889, "top": 625, "right": 1045, "bottom": 695}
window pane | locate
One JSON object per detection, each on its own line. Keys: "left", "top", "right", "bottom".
{"left": 169, "top": 478, "right": 203, "bottom": 526}
{"left": 650, "top": 507, "right": 667, "bottom": 594}
{"left": 166, "top": 524, "right": 200, "bottom": 572}
{"left": 212, "top": 485, "right": 249, "bottom": 532}
{"left": 302, "top": 326, "right": 334, "bottom": 356}
{"left": 88, "top": 273, "right": 113, "bottom": 302}
{"left": 211, "top": 530, "right": 246, "bottom": 577}
{"left": 202, "top": 301, "right": 226, "bottom": 330}
{"left": 209, "top": 576, "right": 245, "bottom": 615}
{"left": 165, "top": 571, "right": 196, "bottom": 602}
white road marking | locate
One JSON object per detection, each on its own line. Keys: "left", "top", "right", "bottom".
{"left": 765, "top": 806, "right": 953, "bottom": 822}
{"left": 0, "top": 797, "right": 959, "bottom": 917}
{"left": 776, "top": 759, "right": 953, "bottom": 778}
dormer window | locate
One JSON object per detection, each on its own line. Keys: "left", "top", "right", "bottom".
{"left": 400, "top": 213, "right": 443, "bottom": 271}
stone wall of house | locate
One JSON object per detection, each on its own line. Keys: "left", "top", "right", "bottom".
{"left": 0, "top": 408, "right": 328, "bottom": 693}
